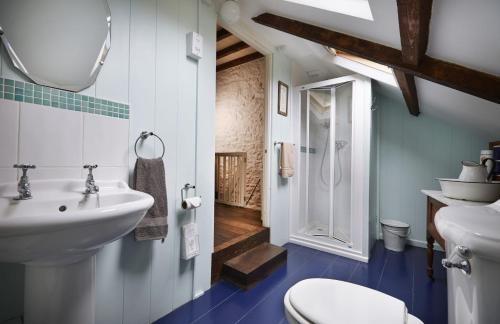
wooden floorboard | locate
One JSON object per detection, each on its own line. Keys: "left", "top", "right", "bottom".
{"left": 214, "top": 203, "right": 263, "bottom": 248}
{"left": 215, "top": 203, "right": 262, "bottom": 224}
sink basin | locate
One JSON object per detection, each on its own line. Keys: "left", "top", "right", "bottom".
{"left": 0, "top": 179, "right": 154, "bottom": 324}
{"left": 0, "top": 179, "right": 153, "bottom": 265}
{"left": 437, "top": 178, "right": 500, "bottom": 202}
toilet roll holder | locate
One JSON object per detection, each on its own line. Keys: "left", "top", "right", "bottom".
{"left": 181, "top": 183, "right": 198, "bottom": 202}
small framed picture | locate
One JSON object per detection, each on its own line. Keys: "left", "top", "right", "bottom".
{"left": 278, "top": 81, "right": 289, "bottom": 117}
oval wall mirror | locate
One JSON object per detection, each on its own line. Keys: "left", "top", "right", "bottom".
{"left": 0, "top": 0, "right": 111, "bottom": 92}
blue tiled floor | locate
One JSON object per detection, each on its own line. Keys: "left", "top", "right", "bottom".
{"left": 155, "top": 241, "right": 447, "bottom": 324}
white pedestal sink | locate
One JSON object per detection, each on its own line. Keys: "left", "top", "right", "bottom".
{"left": 0, "top": 179, "right": 154, "bottom": 324}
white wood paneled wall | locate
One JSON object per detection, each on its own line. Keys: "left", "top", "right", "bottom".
{"left": 0, "top": 0, "right": 217, "bottom": 323}
{"left": 269, "top": 53, "right": 293, "bottom": 246}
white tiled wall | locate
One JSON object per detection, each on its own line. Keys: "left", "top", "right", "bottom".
{"left": 19, "top": 103, "right": 84, "bottom": 167}
{"left": 83, "top": 114, "right": 129, "bottom": 167}
{"left": 0, "top": 99, "right": 20, "bottom": 183}
{"left": 0, "top": 99, "right": 129, "bottom": 183}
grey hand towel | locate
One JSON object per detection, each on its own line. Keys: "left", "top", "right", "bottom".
{"left": 133, "top": 158, "right": 168, "bottom": 241}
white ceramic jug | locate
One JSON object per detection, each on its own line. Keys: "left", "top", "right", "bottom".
{"left": 459, "top": 159, "right": 496, "bottom": 182}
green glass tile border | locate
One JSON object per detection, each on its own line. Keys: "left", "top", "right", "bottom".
{"left": 0, "top": 77, "right": 129, "bottom": 120}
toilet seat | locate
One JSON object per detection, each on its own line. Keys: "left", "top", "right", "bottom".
{"left": 284, "top": 279, "right": 423, "bottom": 324}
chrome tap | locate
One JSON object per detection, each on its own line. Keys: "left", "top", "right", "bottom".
{"left": 13, "top": 164, "right": 36, "bottom": 200}
{"left": 83, "top": 164, "right": 99, "bottom": 194}
{"left": 442, "top": 246, "right": 472, "bottom": 275}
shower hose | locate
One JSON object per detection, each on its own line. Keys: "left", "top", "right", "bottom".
{"left": 320, "top": 130, "right": 346, "bottom": 187}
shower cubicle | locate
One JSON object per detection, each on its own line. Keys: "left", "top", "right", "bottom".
{"left": 290, "top": 75, "right": 373, "bottom": 262}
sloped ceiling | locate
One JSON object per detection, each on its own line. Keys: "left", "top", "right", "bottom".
{"left": 216, "top": 26, "right": 261, "bottom": 68}
{"left": 216, "top": 0, "right": 500, "bottom": 138}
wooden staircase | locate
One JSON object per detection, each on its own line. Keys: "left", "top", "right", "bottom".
{"left": 212, "top": 227, "right": 270, "bottom": 283}
{"left": 221, "top": 243, "right": 287, "bottom": 289}
{"left": 211, "top": 203, "right": 287, "bottom": 287}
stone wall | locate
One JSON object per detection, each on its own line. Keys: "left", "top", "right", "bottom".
{"left": 215, "top": 57, "right": 265, "bottom": 210}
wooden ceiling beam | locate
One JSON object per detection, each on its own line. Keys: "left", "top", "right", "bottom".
{"left": 217, "top": 28, "right": 232, "bottom": 42}
{"left": 252, "top": 13, "right": 500, "bottom": 105}
{"left": 397, "top": 0, "right": 433, "bottom": 66}
{"left": 394, "top": 0, "right": 432, "bottom": 116}
{"left": 217, "top": 52, "right": 264, "bottom": 72}
{"left": 217, "top": 41, "right": 250, "bottom": 60}
{"left": 394, "top": 70, "right": 420, "bottom": 116}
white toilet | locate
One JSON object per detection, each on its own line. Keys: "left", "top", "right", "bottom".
{"left": 435, "top": 199, "right": 500, "bottom": 324}
{"left": 284, "top": 278, "right": 423, "bottom": 324}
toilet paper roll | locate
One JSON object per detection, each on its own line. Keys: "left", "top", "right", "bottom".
{"left": 182, "top": 196, "right": 202, "bottom": 210}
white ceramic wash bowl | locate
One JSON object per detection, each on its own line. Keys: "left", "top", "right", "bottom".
{"left": 0, "top": 179, "right": 154, "bottom": 266}
{"left": 437, "top": 178, "right": 500, "bottom": 202}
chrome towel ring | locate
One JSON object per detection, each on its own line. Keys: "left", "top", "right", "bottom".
{"left": 134, "top": 131, "right": 165, "bottom": 159}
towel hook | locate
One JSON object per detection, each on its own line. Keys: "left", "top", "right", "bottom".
{"left": 134, "top": 131, "right": 166, "bottom": 159}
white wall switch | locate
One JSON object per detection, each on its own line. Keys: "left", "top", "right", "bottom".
{"left": 186, "top": 32, "right": 203, "bottom": 60}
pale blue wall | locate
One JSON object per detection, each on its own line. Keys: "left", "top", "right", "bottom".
{"left": 373, "top": 93, "right": 490, "bottom": 245}
{"left": 269, "top": 52, "right": 293, "bottom": 246}
{"left": 0, "top": 0, "right": 217, "bottom": 323}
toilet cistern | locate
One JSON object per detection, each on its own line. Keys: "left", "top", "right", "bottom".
{"left": 435, "top": 199, "right": 500, "bottom": 324}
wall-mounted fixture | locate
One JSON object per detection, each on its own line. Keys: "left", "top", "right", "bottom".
{"left": 13, "top": 164, "right": 36, "bottom": 200}
{"left": 134, "top": 131, "right": 166, "bottom": 159}
{"left": 219, "top": 0, "right": 240, "bottom": 25}
{"left": 181, "top": 183, "right": 201, "bottom": 210}
{"left": 83, "top": 164, "right": 99, "bottom": 195}
{"left": 180, "top": 184, "right": 201, "bottom": 260}
{"left": 0, "top": 0, "right": 111, "bottom": 92}
{"left": 186, "top": 32, "right": 204, "bottom": 60}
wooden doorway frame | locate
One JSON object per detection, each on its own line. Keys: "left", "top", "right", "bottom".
{"left": 216, "top": 22, "right": 275, "bottom": 228}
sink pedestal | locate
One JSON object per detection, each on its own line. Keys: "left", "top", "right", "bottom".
{"left": 24, "top": 257, "right": 96, "bottom": 324}
{"left": 0, "top": 179, "right": 154, "bottom": 324}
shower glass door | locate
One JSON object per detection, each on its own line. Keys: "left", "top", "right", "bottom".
{"left": 299, "top": 82, "right": 353, "bottom": 245}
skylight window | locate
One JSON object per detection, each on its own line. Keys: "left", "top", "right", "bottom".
{"left": 324, "top": 47, "right": 397, "bottom": 87}
{"left": 283, "top": 0, "right": 373, "bottom": 21}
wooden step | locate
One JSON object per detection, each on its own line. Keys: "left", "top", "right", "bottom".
{"left": 221, "top": 243, "right": 287, "bottom": 289}
{"left": 212, "top": 227, "right": 269, "bottom": 283}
